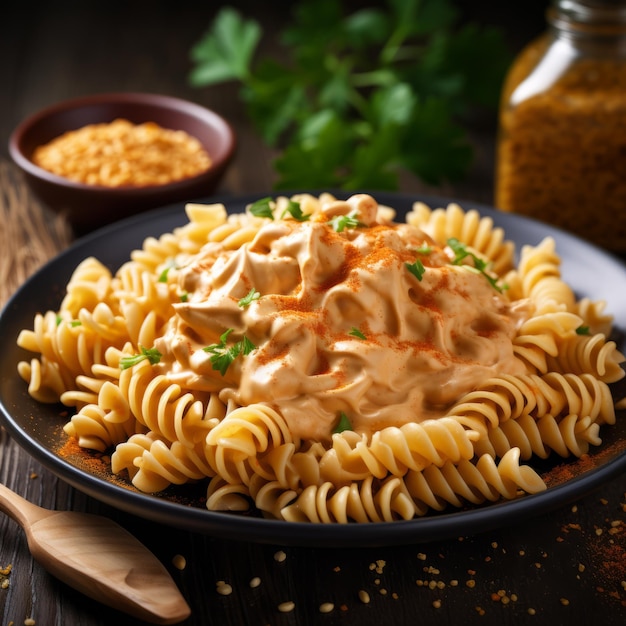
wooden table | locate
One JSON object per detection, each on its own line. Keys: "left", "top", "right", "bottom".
{"left": 1, "top": 2, "right": 624, "bottom": 625}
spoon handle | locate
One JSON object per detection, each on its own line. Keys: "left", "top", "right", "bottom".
{"left": 0, "top": 481, "right": 47, "bottom": 526}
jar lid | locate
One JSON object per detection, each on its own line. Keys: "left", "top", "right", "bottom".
{"left": 552, "top": 0, "right": 626, "bottom": 25}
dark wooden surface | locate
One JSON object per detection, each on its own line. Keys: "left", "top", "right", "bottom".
{"left": 1, "top": 2, "right": 625, "bottom": 625}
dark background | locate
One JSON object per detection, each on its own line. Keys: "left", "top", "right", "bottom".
{"left": 0, "top": 0, "right": 549, "bottom": 204}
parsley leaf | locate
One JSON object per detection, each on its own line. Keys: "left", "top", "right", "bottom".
{"left": 249, "top": 197, "right": 275, "bottom": 219}
{"left": 349, "top": 327, "right": 366, "bottom": 340}
{"left": 576, "top": 325, "right": 591, "bottom": 336}
{"left": 238, "top": 288, "right": 261, "bottom": 308}
{"left": 239, "top": 335, "right": 256, "bottom": 356}
{"left": 406, "top": 259, "right": 425, "bottom": 281}
{"left": 447, "top": 238, "right": 506, "bottom": 293}
{"left": 56, "top": 315, "right": 81, "bottom": 327}
{"left": 189, "top": 7, "right": 261, "bottom": 85}
{"left": 281, "top": 200, "right": 310, "bottom": 222}
{"left": 120, "top": 346, "right": 162, "bottom": 370}
{"left": 415, "top": 244, "right": 432, "bottom": 254}
{"left": 158, "top": 260, "right": 177, "bottom": 283}
{"left": 203, "top": 329, "right": 256, "bottom": 376}
{"left": 332, "top": 411, "right": 354, "bottom": 434}
{"left": 329, "top": 211, "right": 363, "bottom": 233}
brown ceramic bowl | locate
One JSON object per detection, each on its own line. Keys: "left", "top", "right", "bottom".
{"left": 9, "top": 92, "right": 236, "bottom": 234}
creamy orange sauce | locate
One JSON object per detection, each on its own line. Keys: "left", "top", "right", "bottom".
{"left": 155, "top": 195, "right": 530, "bottom": 441}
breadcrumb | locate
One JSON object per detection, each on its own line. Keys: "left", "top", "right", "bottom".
{"left": 278, "top": 601, "right": 295, "bottom": 613}
{"left": 358, "top": 589, "right": 371, "bottom": 604}
{"left": 216, "top": 581, "right": 233, "bottom": 596}
{"left": 172, "top": 554, "right": 186, "bottom": 570}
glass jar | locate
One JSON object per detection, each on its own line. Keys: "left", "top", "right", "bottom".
{"left": 495, "top": 0, "right": 626, "bottom": 253}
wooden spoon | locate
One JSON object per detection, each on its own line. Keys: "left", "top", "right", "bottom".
{"left": 0, "top": 482, "right": 191, "bottom": 624}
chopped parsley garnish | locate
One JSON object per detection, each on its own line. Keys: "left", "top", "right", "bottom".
{"left": 56, "top": 315, "right": 81, "bottom": 327}
{"left": 329, "top": 211, "right": 362, "bottom": 233}
{"left": 119, "top": 346, "right": 162, "bottom": 370}
{"left": 180, "top": 292, "right": 189, "bottom": 302}
{"left": 405, "top": 259, "right": 425, "bottom": 281}
{"left": 249, "top": 197, "right": 275, "bottom": 219}
{"left": 238, "top": 288, "right": 261, "bottom": 308}
{"left": 349, "top": 327, "right": 366, "bottom": 340}
{"left": 447, "top": 238, "right": 506, "bottom": 293}
{"left": 203, "top": 329, "right": 256, "bottom": 375}
{"left": 281, "top": 200, "right": 310, "bottom": 222}
{"left": 576, "top": 325, "right": 591, "bottom": 335}
{"left": 332, "top": 411, "right": 353, "bottom": 434}
{"left": 415, "top": 244, "right": 432, "bottom": 254}
{"left": 158, "top": 259, "right": 178, "bottom": 283}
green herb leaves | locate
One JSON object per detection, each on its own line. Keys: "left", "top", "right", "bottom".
{"left": 203, "top": 329, "right": 256, "bottom": 375}
{"left": 282, "top": 200, "right": 310, "bottom": 222}
{"left": 189, "top": 0, "right": 510, "bottom": 191}
{"left": 249, "top": 197, "right": 309, "bottom": 222}
{"left": 120, "top": 346, "right": 163, "bottom": 370}
{"left": 349, "top": 327, "right": 366, "bottom": 340}
{"left": 332, "top": 411, "right": 353, "bottom": 434}
{"left": 189, "top": 7, "right": 261, "bottom": 84}
{"left": 405, "top": 259, "right": 425, "bottom": 282}
{"left": 329, "top": 211, "right": 362, "bottom": 233}
{"left": 447, "top": 238, "right": 506, "bottom": 293}
{"left": 238, "top": 288, "right": 260, "bottom": 308}
{"left": 249, "top": 197, "right": 274, "bottom": 219}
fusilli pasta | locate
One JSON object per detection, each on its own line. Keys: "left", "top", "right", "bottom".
{"left": 16, "top": 194, "right": 625, "bottom": 523}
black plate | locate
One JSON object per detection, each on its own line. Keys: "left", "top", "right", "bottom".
{"left": 1, "top": 192, "right": 625, "bottom": 547}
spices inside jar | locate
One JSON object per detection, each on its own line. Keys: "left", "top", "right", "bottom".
{"left": 32, "top": 118, "right": 212, "bottom": 187}
{"left": 495, "top": 0, "right": 626, "bottom": 253}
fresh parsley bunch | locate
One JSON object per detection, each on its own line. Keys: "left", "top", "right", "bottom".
{"left": 189, "top": 0, "right": 510, "bottom": 190}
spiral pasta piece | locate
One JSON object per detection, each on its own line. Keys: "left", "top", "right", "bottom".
{"left": 248, "top": 476, "right": 299, "bottom": 519}
{"left": 64, "top": 403, "right": 141, "bottom": 452}
{"left": 113, "top": 262, "right": 177, "bottom": 322}
{"left": 407, "top": 201, "right": 514, "bottom": 274}
{"left": 17, "top": 357, "right": 67, "bottom": 403}
{"left": 131, "top": 439, "right": 212, "bottom": 491}
{"left": 125, "top": 358, "right": 219, "bottom": 446}
{"left": 445, "top": 375, "right": 538, "bottom": 428}
{"left": 545, "top": 333, "right": 625, "bottom": 383}
{"left": 474, "top": 412, "right": 603, "bottom": 460}
{"left": 280, "top": 475, "right": 419, "bottom": 523}
{"left": 206, "top": 475, "right": 252, "bottom": 512}
{"left": 404, "top": 448, "right": 546, "bottom": 512}
{"left": 575, "top": 297, "right": 613, "bottom": 336}
{"left": 207, "top": 212, "right": 265, "bottom": 249}
{"left": 177, "top": 202, "right": 228, "bottom": 248}
{"left": 450, "top": 372, "right": 614, "bottom": 433}
{"left": 513, "top": 311, "right": 583, "bottom": 373}
{"left": 112, "top": 431, "right": 220, "bottom": 491}
{"left": 507, "top": 237, "right": 577, "bottom": 313}
{"left": 59, "top": 257, "right": 113, "bottom": 316}
{"left": 17, "top": 311, "right": 110, "bottom": 393}
{"left": 129, "top": 232, "right": 183, "bottom": 274}
{"left": 318, "top": 419, "right": 479, "bottom": 484}
{"left": 206, "top": 403, "right": 296, "bottom": 459}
